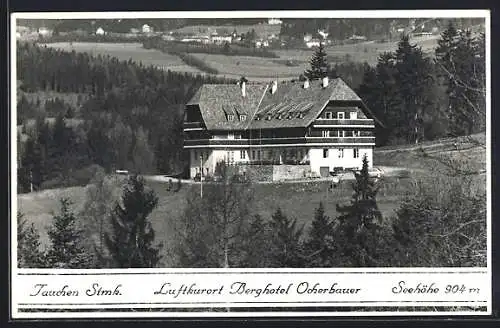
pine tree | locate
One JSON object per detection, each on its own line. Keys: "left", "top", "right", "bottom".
{"left": 46, "top": 198, "right": 93, "bottom": 268}
{"left": 238, "top": 214, "right": 273, "bottom": 267}
{"left": 435, "top": 25, "right": 486, "bottom": 135}
{"left": 18, "top": 213, "right": 46, "bottom": 268}
{"left": 268, "top": 208, "right": 304, "bottom": 267}
{"left": 304, "top": 42, "right": 329, "bottom": 80}
{"left": 104, "top": 175, "right": 162, "bottom": 268}
{"left": 393, "top": 34, "right": 435, "bottom": 144}
{"left": 334, "top": 155, "right": 385, "bottom": 267}
{"left": 303, "top": 202, "right": 334, "bottom": 267}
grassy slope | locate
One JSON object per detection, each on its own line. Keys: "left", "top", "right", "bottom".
{"left": 18, "top": 175, "right": 407, "bottom": 265}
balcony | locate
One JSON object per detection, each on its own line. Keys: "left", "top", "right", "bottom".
{"left": 184, "top": 136, "right": 375, "bottom": 147}
{"left": 312, "top": 119, "right": 375, "bottom": 127}
{"left": 183, "top": 121, "right": 205, "bottom": 130}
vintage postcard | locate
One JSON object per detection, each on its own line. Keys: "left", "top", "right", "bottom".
{"left": 10, "top": 9, "right": 491, "bottom": 318}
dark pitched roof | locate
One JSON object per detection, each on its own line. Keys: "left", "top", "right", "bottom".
{"left": 186, "top": 83, "right": 268, "bottom": 130}
{"left": 186, "top": 78, "right": 381, "bottom": 130}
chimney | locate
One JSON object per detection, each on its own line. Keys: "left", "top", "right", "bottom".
{"left": 322, "top": 76, "right": 329, "bottom": 88}
{"left": 271, "top": 80, "right": 277, "bottom": 94}
{"left": 303, "top": 79, "right": 310, "bottom": 89}
{"left": 241, "top": 80, "right": 246, "bottom": 97}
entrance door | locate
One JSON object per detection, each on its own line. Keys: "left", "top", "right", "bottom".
{"left": 320, "top": 166, "right": 330, "bottom": 177}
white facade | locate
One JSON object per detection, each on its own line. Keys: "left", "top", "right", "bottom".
{"left": 188, "top": 146, "right": 372, "bottom": 178}
{"left": 309, "top": 147, "right": 373, "bottom": 174}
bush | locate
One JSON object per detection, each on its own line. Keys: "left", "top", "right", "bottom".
{"left": 177, "top": 53, "right": 219, "bottom": 75}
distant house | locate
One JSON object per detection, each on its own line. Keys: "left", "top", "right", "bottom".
{"left": 268, "top": 18, "right": 283, "bottom": 25}
{"left": 318, "top": 29, "right": 329, "bottom": 40}
{"left": 142, "top": 24, "right": 153, "bottom": 34}
{"left": 161, "top": 34, "right": 176, "bottom": 41}
{"left": 95, "top": 27, "right": 105, "bottom": 36}
{"left": 37, "top": 27, "right": 52, "bottom": 37}
{"left": 349, "top": 34, "right": 367, "bottom": 41}
{"left": 255, "top": 39, "right": 269, "bottom": 48}
{"left": 303, "top": 33, "right": 313, "bottom": 42}
{"left": 305, "top": 39, "right": 321, "bottom": 48}
{"left": 211, "top": 34, "right": 232, "bottom": 44}
{"left": 181, "top": 35, "right": 211, "bottom": 44}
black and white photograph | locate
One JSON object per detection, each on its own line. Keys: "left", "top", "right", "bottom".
{"left": 10, "top": 10, "right": 491, "bottom": 317}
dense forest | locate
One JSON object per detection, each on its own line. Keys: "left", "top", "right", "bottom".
{"left": 17, "top": 42, "right": 234, "bottom": 192}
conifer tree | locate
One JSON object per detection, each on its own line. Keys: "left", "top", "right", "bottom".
{"left": 18, "top": 213, "right": 45, "bottom": 268}
{"left": 238, "top": 214, "right": 273, "bottom": 267}
{"left": 435, "top": 24, "right": 486, "bottom": 135}
{"left": 303, "top": 202, "right": 334, "bottom": 267}
{"left": 104, "top": 175, "right": 162, "bottom": 268}
{"left": 334, "top": 155, "right": 385, "bottom": 267}
{"left": 268, "top": 208, "right": 304, "bottom": 267}
{"left": 46, "top": 198, "right": 93, "bottom": 268}
{"left": 304, "top": 42, "right": 333, "bottom": 80}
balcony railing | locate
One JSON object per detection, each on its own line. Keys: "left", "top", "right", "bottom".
{"left": 184, "top": 136, "right": 375, "bottom": 147}
{"left": 183, "top": 121, "right": 205, "bottom": 129}
{"left": 312, "top": 119, "right": 375, "bottom": 127}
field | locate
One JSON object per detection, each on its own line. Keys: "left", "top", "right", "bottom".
{"left": 276, "top": 35, "right": 440, "bottom": 66}
{"left": 190, "top": 53, "right": 306, "bottom": 79}
{"left": 42, "top": 42, "right": 203, "bottom": 74}
{"left": 40, "top": 34, "right": 440, "bottom": 81}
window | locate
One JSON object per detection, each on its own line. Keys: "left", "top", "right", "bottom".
{"left": 351, "top": 130, "right": 357, "bottom": 137}
{"left": 228, "top": 133, "right": 234, "bottom": 139}
{"left": 350, "top": 111, "right": 358, "bottom": 119}
{"left": 325, "top": 111, "right": 332, "bottom": 119}
{"left": 239, "top": 114, "right": 247, "bottom": 121}
{"left": 240, "top": 150, "right": 246, "bottom": 160}
{"left": 227, "top": 114, "right": 234, "bottom": 121}
{"left": 322, "top": 130, "right": 330, "bottom": 137}
{"left": 235, "top": 134, "right": 241, "bottom": 139}
{"left": 338, "top": 148, "right": 344, "bottom": 158}
{"left": 354, "top": 148, "right": 360, "bottom": 158}
{"left": 252, "top": 150, "right": 256, "bottom": 160}
{"left": 337, "top": 112, "right": 345, "bottom": 119}
{"left": 323, "top": 149, "right": 329, "bottom": 158}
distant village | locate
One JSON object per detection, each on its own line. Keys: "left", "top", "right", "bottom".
{"left": 15, "top": 17, "right": 462, "bottom": 50}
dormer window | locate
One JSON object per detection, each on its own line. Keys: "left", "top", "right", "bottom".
{"left": 239, "top": 114, "right": 247, "bottom": 121}
{"left": 227, "top": 114, "right": 235, "bottom": 121}
{"left": 325, "top": 112, "right": 333, "bottom": 119}
{"left": 337, "top": 112, "right": 345, "bottom": 120}
{"left": 350, "top": 111, "right": 358, "bottom": 119}
{"left": 266, "top": 114, "right": 272, "bottom": 120}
